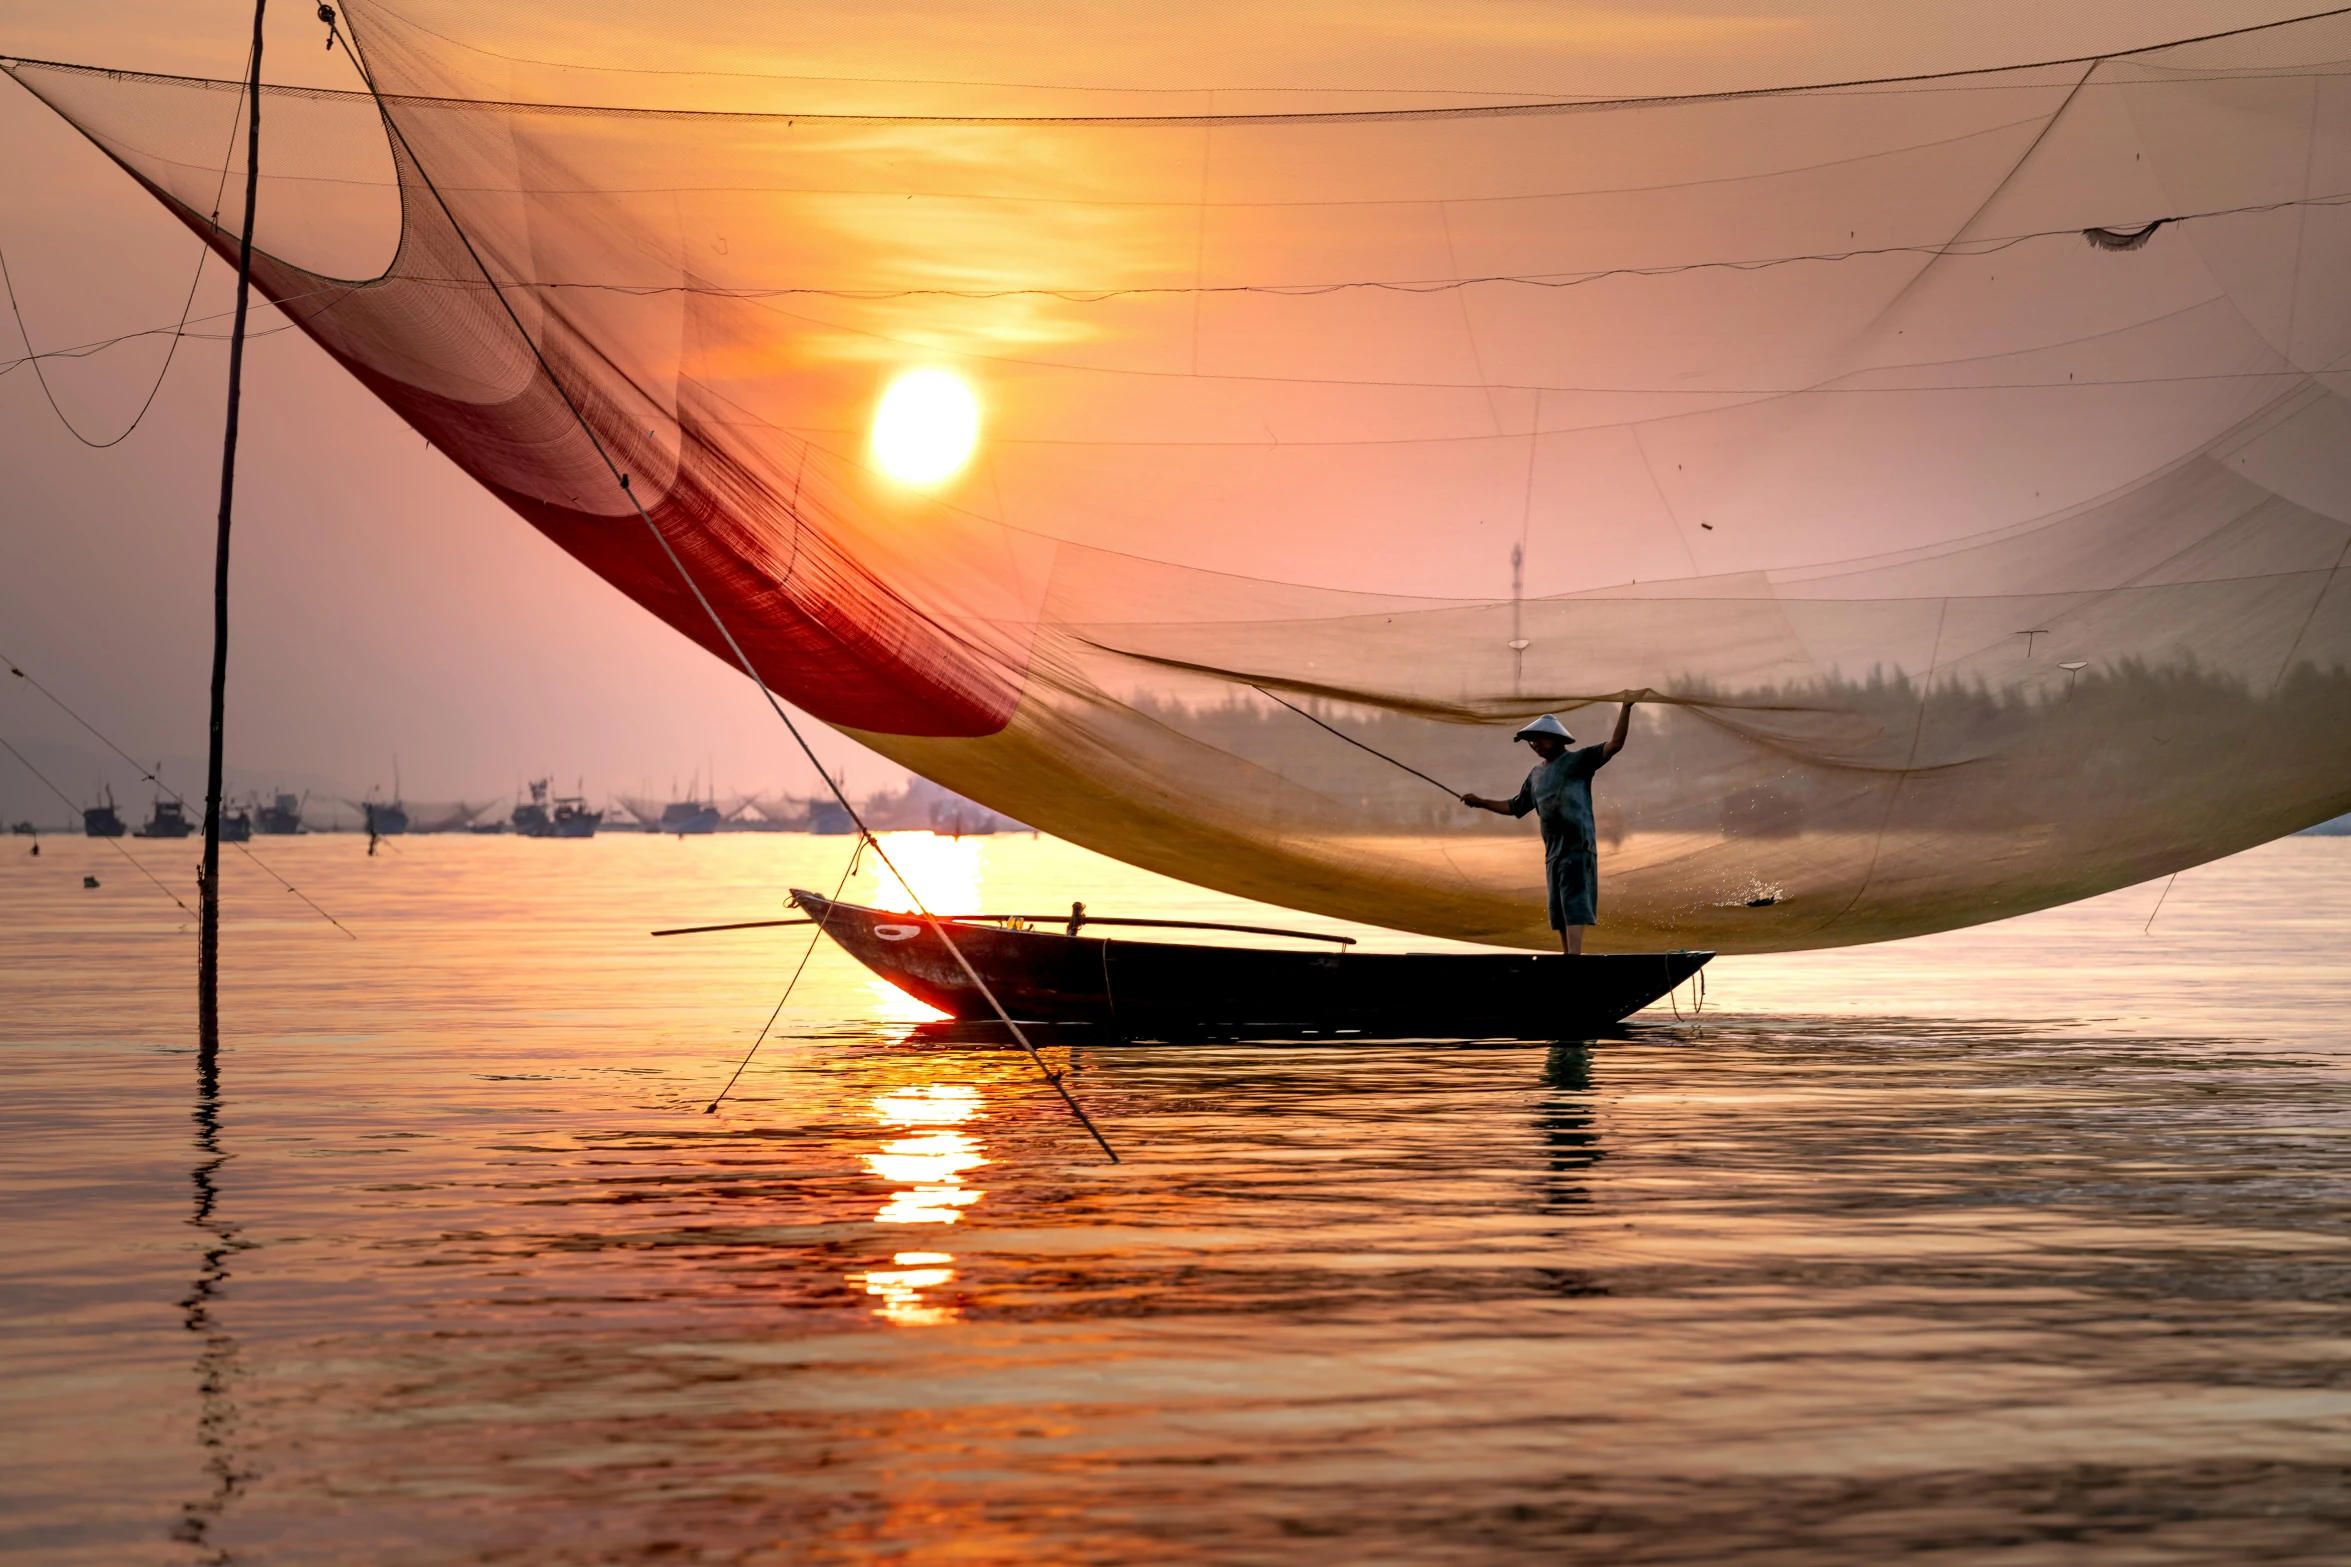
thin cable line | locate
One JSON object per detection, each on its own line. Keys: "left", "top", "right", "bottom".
{"left": 324, "top": 7, "right": 1114, "bottom": 1160}
{"left": 0, "top": 313, "right": 310, "bottom": 379}
{"left": 322, "top": 186, "right": 2351, "bottom": 303}
{"left": 704, "top": 838, "right": 862, "bottom": 1114}
{"left": 98, "top": 107, "right": 2052, "bottom": 211}
{"left": 24, "top": 4, "right": 2351, "bottom": 126}
{"left": 1847, "top": 61, "right": 2096, "bottom": 345}
{"left": 0, "top": 731, "right": 194, "bottom": 914}
{"left": 0, "top": 281, "right": 392, "bottom": 385}
{"left": 1251, "top": 684, "right": 1462, "bottom": 796}
{"left": 217, "top": 182, "right": 2342, "bottom": 318}
{"left": 10, "top": 186, "right": 2313, "bottom": 410}
{"left": 2, "top": 652, "right": 354, "bottom": 938}
{"left": 0, "top": 39, "right": 253, "bottom": 448}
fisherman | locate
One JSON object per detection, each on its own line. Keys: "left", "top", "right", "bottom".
{"left": 1461, "top": 700, "right": 1638, "bottom": 955}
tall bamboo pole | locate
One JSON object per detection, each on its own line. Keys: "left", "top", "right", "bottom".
{"left": 201, "top": 0, "right": 266, "bottom": 1054}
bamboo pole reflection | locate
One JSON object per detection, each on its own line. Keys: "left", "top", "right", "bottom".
{"left": 853, "top": 1084, "right": 987, "bottom": 1325}
{"left": 172, "top": 1051, "right": 252, "bottom": 1561}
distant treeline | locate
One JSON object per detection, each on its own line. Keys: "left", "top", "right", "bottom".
{"left": 1122, "top": 655, "right": 2351, "bottom": 843}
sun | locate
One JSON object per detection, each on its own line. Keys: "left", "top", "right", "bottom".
{"left": 870, "top": 368, "right": 980, "bottom": 486}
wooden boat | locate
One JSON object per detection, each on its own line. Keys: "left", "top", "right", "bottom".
{"left": 788, "top": 889, "right": 1711, "bottom": 1040}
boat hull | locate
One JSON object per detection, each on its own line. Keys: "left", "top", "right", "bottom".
{"left": 792, "top": 890, "right": 1710, "bottom": 1039}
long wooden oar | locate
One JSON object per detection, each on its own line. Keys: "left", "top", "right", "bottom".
{"left": 653, "top": 911, "right": 1354, "bottom": 946}
{"left": 652, "top": 917, "right": 816, "bottom": 937}
{"left": 982, "top": 912, "right": 1354, "bottom": 946}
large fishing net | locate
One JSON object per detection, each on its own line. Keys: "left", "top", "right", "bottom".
{"left": 9, "top": 3, "right": 2350, "bottom": 949}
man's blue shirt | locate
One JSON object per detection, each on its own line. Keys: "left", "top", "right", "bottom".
{"left": 1505, "top": 744, "right": 1611, "bottom": 862}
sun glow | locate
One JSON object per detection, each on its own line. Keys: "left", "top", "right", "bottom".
{"left": 870, "top": 368, "right": 980, "bottom": 485}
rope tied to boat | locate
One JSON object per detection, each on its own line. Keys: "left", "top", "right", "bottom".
{"left": 702, "top": 838, "right": 863, "bottom": 1114}
{"left": 1666, "top": 952, "right": 1706, "bottom": 1031}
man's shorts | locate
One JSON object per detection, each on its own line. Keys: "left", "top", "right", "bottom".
{"left": 1546, "top": 851, "right": 1599, "bottom": 929}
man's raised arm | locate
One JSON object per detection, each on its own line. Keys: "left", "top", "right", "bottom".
{"left": 1601, "top": 699, "right": 1639, "bottom": 761}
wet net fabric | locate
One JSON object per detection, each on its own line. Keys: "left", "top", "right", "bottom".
{"left": 10, "top": 3, "right": 2351, "bottom": 950}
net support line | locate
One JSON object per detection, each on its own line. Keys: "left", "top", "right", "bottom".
{"left": 3, "top": 653, "right": 352, "bottom": 937}
{"left": 0, "top": 35, "right": 255, "bottom": 449}
{"left": 0, "top": 730, "right": 196, "bottom": 913}
{"left": 703, "top": 836, "right": 860, "bottom": 1115}
{"left": 322, "top": 5, "right": 1117, "bottom": 1162}
{"left": 1252, "top": 683, "right": 1462, "bottom": 796}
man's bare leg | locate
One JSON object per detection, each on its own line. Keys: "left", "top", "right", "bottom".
{"left": 1559, "top": 925, "right": 1585, "bottom": 956}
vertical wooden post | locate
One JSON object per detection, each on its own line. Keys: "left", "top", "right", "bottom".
{"left": 201, "top": 0, "right": 266, "bottom": 1054}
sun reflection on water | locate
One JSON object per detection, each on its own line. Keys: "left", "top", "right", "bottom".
{"left": 858, "top": 1252, "right": 958, "bottom": 1328}
{"left": 863, "top": 976, "right": 950, "bottom": 1024}
{"left": 854, "top": 1085, "right": 987, "bottom": 1325}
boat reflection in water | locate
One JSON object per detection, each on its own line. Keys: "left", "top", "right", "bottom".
{"left": 853, "top": 1084, "right": 987, "bottom": 1326}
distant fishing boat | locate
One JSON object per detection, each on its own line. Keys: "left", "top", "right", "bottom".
{"left": 787, "top": 889, "right": 1711, "bottom": 1040}
{"left": 511, "top": 780, "right": 552, "bottom": 836}
{"left": 82, "top": 789, "right": 126, "bottom": 838}
{"left": 512, "top": 779, "right": 601, "bottom": 838}
{"left": 855, "top": 774, "right": 1026, "bottom": 837}
{"left": 8, "top": 821, "right": 36, "bottom": 836}
{"left": 256, "top": 792, "right": 304, "bottom": 835}
{"left": 929, "top": 802, "right": 994, "bottom": 837}
{"left": 218, "top": 805, "right": 251, "bottom": 843}
{"left": 657, "top": 799, "right": 720, "bottom": 835}
{"left": 927, "top": 788, "right": 1027, "bottom": 837}
{"left": 364, "top": 760, "right": 410, "bottom": 837}
{"left": 136, "top": 797, "right": 195, "bottom": 838}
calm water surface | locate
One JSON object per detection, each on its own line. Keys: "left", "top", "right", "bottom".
{"left": 4, "top": 831, "right": 2349, "bottom": 1564}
